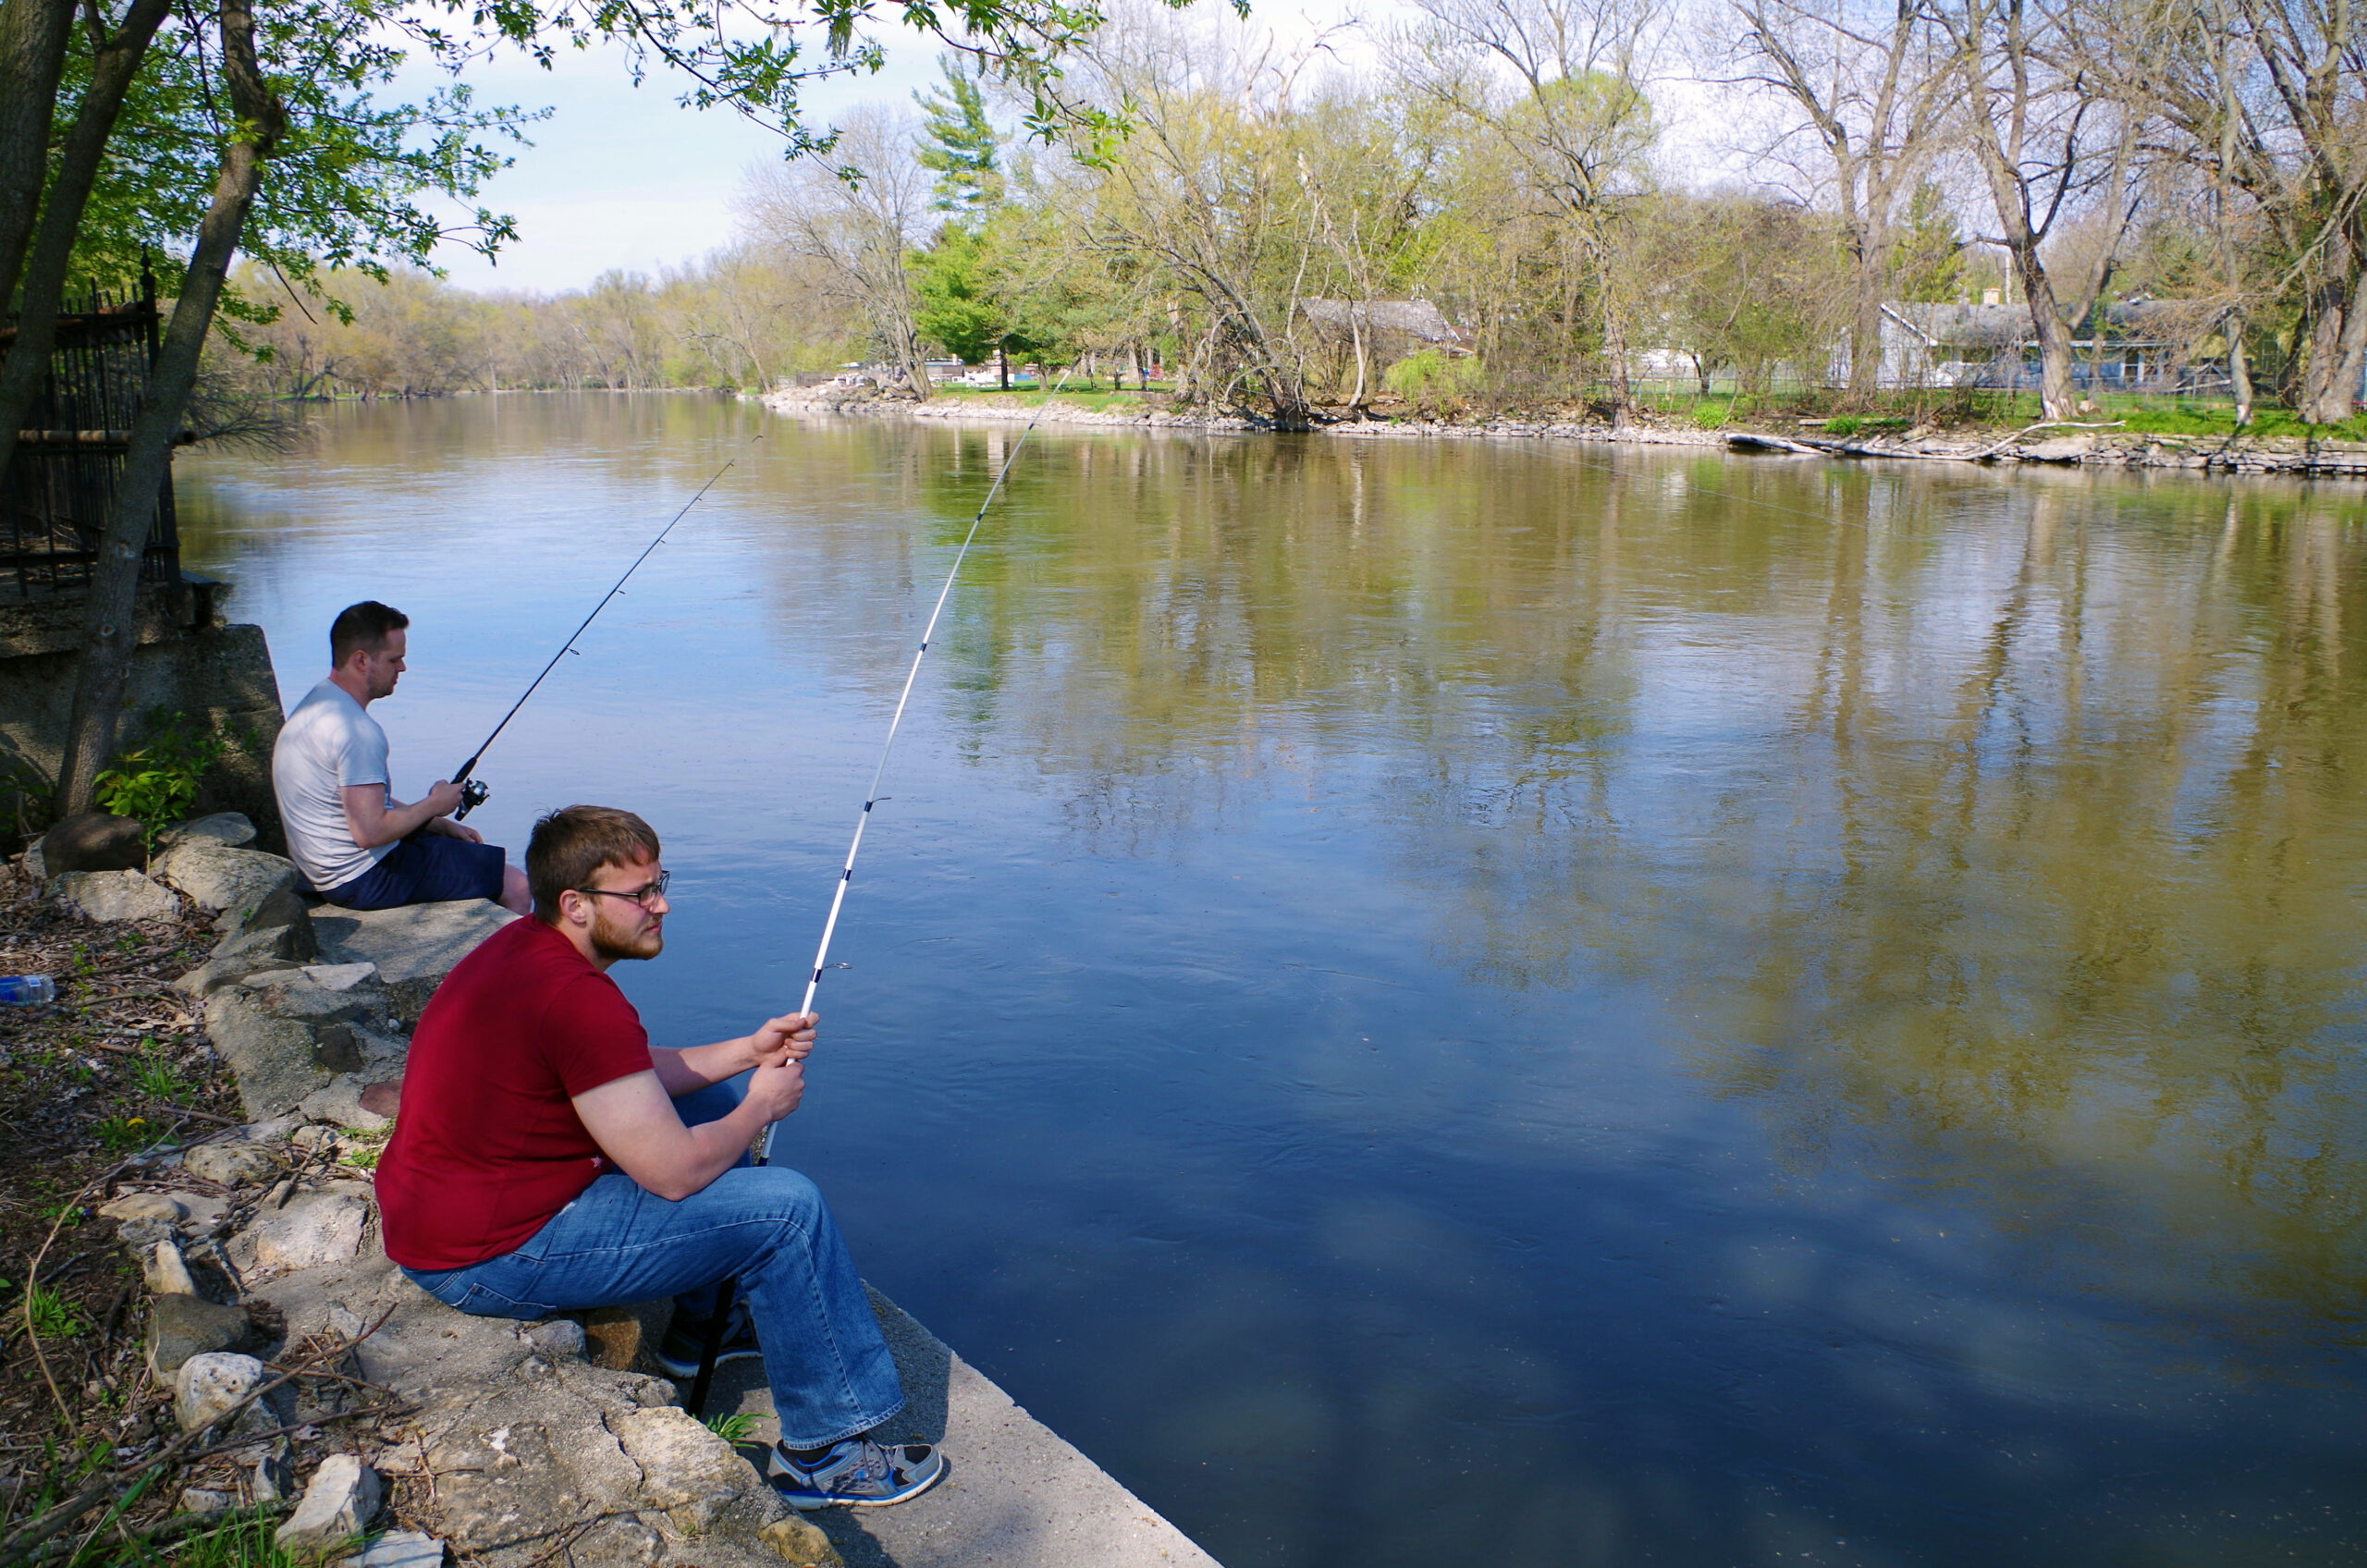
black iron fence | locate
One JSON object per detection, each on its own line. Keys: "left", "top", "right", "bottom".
{"left": 1, "top": 268, "right": 179, "bottom": 598}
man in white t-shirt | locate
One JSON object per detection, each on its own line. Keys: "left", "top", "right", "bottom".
{"left": 271, "top": 601, "right": 531, "bottom": 913}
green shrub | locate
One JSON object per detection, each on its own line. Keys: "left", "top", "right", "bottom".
{"left": 1823, "top": 414, "right": 1862, "bottom": 436}
{"left": 1691, "top": 400, "right": 1734, "bottom": 429}
{"left": 93, "top": 710, "right": 224, "bottom": 851}
{"left": 1382, "top": 349, "right": 1481, "bottom": 404}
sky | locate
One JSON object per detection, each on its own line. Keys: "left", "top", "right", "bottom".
{"left": 416, "top": 1, "right": 1395, "bottom": 296}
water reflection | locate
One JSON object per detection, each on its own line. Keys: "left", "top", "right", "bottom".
{"left": 176, "top": 399, "right": 2367, "bottom": 1567}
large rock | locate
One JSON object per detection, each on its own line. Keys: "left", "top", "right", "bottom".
{"left": 41, "top": 812, "right": 145, "bottom": 875}
{"left": 230, "top": 1192, "right": 367, "bottom": 1280}
{"left": 147, "top": 1293, "right": 254, "bottom": 1377}
{"left": 175, "top": 919, "right": 318, "bottom": 998}
{"left": 758, "top": 1517, "right": 843, "bottom": 1567}
{"left": 174, "top": 1351, "right": 270, "bottom": 1434}
{"left": 309, "top": 899, "right": 517, "bottom": 1023}
{"left": 161, "top": 813, "right": 256, "bottom": 850}
{"left": 183, "top": 1139, "right": 280, "bottom": 1187}
{"left": 153, "top": 840, "right": 298, "bottom": 917}
{"left": 56, "top": 869, "right": 178, "bottom": 924}
{"left": 297, "top": 1075, "right": 392, "bottom": 1133}
{"left": 274, "top": 1454, "right": 381, "bottom": 1560}
{"left": 350, "top": 1531, "right": 445, "bottom": 1568}
{"left": 612, "top": 1406, "right": 760, "bottom": 1533}
{"left": 202, "top": 976, "right": 398, "bottom": 1118}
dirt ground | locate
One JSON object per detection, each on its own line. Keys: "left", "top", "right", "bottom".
{"left": 0, "top": 862, "right": 247, "bottom": 1548}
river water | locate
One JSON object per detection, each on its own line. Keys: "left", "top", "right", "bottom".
{"left": 176, "top": 394, "right": 2366, "bottom": 1568}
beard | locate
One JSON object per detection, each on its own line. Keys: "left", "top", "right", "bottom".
{"left": 589, "top": 905, "right": 663, "bottom": 962}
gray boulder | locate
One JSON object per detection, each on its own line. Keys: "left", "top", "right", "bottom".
{"left": 153, "top": 840, "right": 298, "bottom": 917}
{"left": 174, "top": 1351, "right": 270, "bottom": 1434}
{"left": 161, "top": 814, "right": 257, "bottom": 850}
{"left": 56, "top": 869, "right": 178, "bottom": 924}
{"left": 350, "top": 1531, "right": 445, "bottom": 1568}
{"left": 175, "top": 918, "right": 319, "bottom": 998}
{"left": 275, "top": 1454, "right": 381, "bottom": 1561}
{"left": 202, "top": 974, "right": 394, "bottom": 1117}
{"left": 230, "top": 1191, "right": 368, "bottom": 1280}
{"left": 613, "top": 1406, "right": 760, "bottom": 1533}
{"left": 147, "top": 1293, "right": 254, "bottom": 1377}
{"left": 183, "top": 1139, "right": 280, "bottom": 1187}
{"left": 296, "top": 1075, "right": 392, "bottom": 1133}
{"left": 41, "top": 812, "right": 144, "bottom": 875}
{"left": 309, "top": 899, "right": 517, "bottom": 1023}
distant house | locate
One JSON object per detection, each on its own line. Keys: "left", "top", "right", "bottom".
{"left": 1295, "top": 299, "right": 1473, "bottom": 355}
{"left": 1870, "top": 300, "right": 2214, "bottom": 391}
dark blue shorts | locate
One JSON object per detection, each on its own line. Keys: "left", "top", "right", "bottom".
{"left": 323, "top": 833, "right": 504, "bottom": 910}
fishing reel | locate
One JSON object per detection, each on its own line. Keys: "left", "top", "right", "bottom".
{"left": 454, "top": 778, "right": 490, "bottom": 821}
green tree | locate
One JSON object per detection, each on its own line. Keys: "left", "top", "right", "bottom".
{"left": 1890, "top": 180, "right": 1966, "bottom": 303}
{"left": 915, "top": 55, "right": 1003, "bottom": 214}
{"left": 911, "top": 221, "right": 1009, "bottom": 363}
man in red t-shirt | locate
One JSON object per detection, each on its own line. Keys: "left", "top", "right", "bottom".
{"left": 376, "top": 804, "right": 942, "bottom": 1510}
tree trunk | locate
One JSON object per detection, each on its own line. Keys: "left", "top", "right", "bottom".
{"left": 0, "top": 0, "right": 73, "bottom": 307}
{"left": 1847, "top": 248, "right": 1885, "bottom": 399}
{"left": 0, "top": 0, "right": 173, "bottom": 492}
{"left": 2228, "top": 312, "right": 2253, "bottom": 426}
{"left": 2300, "top": 258, "right": 2367, "bottom": 424}
{"left": 55, "top": 0, "right": 282, "bottom": 815}
{"left": 2011, "top": 244, "right": 2078, "bottom": 420}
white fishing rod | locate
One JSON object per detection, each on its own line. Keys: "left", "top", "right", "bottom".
{"left": 685, "top": 367, "right": 1076, "bottom": 1414}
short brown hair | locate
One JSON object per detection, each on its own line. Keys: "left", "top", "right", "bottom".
{"left": 330, "top": 601, "right": 409, "bottom": 666}
{"left": 528, "top": 806, "right": 661, "bottom": 921}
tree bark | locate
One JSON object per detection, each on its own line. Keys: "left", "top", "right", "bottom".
{"left": 2228, "top": 311, "right": 2253, "bottom": 425}
{"left": 0, "top": 0, "right": 73, "bottom": 307}
{"left": 0, "top": 0, "right": 173, "bottom": 493}
{"left": 55, "top": 0, "right": 282, "bottom": 815}
{"left": 2300, "top": 255, "right": 2367, "bottom": 423}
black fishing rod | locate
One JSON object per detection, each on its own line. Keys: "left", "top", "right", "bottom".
{"left": 683, "top": 372, "right": 1075, "bottom": 1416}
{"left": 440, "top": 441, "right": 754, "bottom": 821}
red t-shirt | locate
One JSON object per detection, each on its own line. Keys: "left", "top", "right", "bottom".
{"left": 376, "top": 916, "right": 654, "bottom": 1270}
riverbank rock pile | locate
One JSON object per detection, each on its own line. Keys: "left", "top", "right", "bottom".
{"left": 21, "top": 817, "right": 846, "bottom": 1568}
{"left": 761, "top": 383, "right": 2367, "bottom": 476}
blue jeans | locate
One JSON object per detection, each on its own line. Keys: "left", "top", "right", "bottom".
{"left": 401, "top": 1074, "right": 903, "bottom": 1448}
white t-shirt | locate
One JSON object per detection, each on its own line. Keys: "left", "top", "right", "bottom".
{"left": 272, "top": 680, "right": 394, "bottom": 892}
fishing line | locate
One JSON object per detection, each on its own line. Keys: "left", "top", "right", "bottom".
{"left": 440, "top": 435, "right": 757, "bottom": 819}
{"left": 685, "top": 369, "right": 1076, "bottom": 1415}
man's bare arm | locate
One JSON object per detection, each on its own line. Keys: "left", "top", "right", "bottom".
{"left": 340, "top": 780, "right": 464, "bottom": 850}
{"left": 574, "top": 1060, "right": 804, "bottom": 1202}
{"left": 649, "top": 1013, "right": 817, "bottom": 1097}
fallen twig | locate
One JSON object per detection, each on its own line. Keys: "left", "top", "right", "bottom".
{"left": 0, "top": 1305, "right": 396, "bottom": 1567}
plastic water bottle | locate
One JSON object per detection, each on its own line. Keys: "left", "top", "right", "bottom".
{"left": 0, "top": 974, "right": 56, "bottom": 1005}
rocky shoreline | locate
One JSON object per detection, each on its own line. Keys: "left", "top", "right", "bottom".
{"left": 9, "top": 814, "right": 1215, "bottom": 1568}
{"left": 761, "top": 380, "right": 2367, "bottom": 478}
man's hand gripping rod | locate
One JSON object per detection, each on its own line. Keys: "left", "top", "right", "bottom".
{"left": 683, "top": 378, "right": 1073, "bottom": 1416}
{"left": 441, "top": 444, "right": 754, "bottom": 820}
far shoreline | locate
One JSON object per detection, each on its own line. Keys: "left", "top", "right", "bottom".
{"left": 755, "top": 381, "right": 2367, "bottom": 482}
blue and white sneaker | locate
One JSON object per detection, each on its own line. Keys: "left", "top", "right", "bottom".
{"left": 770, "top": 1434, "right": 945, "bottom": 1509}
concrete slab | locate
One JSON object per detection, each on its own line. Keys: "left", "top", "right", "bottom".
{"left": 704, "top": 1291, "right": 1220, "bottom": 1568}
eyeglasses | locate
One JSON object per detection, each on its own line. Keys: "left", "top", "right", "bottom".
{"left": 577, "top": 869, "right": 669, "bottom": 908}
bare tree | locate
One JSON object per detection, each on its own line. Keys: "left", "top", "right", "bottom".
{"left": 742, "top": 108, "right": 937, "bottom": 396}
{"left": 1721, "top": 0, "right": 1959, "bottom": 398}
{"left": 1937, "top": 0, "right": 2144, "bottom": 419}
{"left": 1395, "top": 0, "right": 1663, "bottom": 420}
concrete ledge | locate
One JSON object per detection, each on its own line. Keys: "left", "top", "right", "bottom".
{"left": 707, "top": 1292, "right": 1220, "bottom": 1568}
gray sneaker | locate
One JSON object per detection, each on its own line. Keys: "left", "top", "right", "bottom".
{"left": 770, "top": 1434, "right": 945, "bottom": 1509}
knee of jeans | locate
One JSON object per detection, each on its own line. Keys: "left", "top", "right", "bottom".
{"left": 740, "top": 1165, "right": 827, "bottom": 1226}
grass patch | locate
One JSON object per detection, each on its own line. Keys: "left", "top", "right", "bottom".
{"left": 705, "top": 1411, "right": 760, "bottom": 1444}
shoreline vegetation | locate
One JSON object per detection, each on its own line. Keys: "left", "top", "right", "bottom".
{"left": 759, "top": 379, "right": 2367, "bottom": 479}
